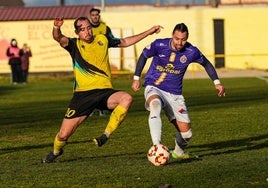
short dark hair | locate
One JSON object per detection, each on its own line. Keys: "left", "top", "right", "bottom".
{"left": 89, "top": 7, "right": 101, "bottom": 14}
{"left": 74, "top": 16, "right": 90, "bottom": 32}
{"left": 173, "top": 23, "right": 189, "bottom": 38}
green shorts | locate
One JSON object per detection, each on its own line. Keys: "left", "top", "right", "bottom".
{"left": 64, "top": 88, "right": 118, "bottom": 119}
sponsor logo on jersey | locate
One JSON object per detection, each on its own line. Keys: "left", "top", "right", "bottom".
{"left": 169, "top": 52, "right": 176, "bottom": 62}
{"left": 98, "top": 41, "right": 104, "bottom": 46}
{"left": 180, "top": 55, "right": 187, "bottom": 63}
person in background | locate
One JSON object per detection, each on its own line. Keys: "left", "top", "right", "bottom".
{"left": 6, "top": 38, "right": 23, "bottom": 84}
{"left": 88, "top": 7, "right": 117, "bottom": 116}
{"left": 20, "top": 43, "right": 32, "bottom": 83}
{"left": 132, "top": 23, "right": 226, "bottom": 160}
{"left": 42, "top": 16, "right": 162, "bottom": 163}
{"left": 88, "top": 7, "right": 115, "bottom": 38}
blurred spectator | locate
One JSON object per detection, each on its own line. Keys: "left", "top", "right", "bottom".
{"left": 20, "top": 43, "right": 32, "bottom": 83}
{"left": 6, "top": 39, "right": 23, "bottom": 84}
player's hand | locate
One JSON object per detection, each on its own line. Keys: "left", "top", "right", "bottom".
{"left": 215, "top": 84, "right": 226, "bottom": 97}
{"left": 54, "top": 16, "right": 64, "bottom": 27}
{"left": 131, "top": 80, "right": 140, "bottom": 92}
{"left": 151, "top": 25, "right": 163, "bottom": 35}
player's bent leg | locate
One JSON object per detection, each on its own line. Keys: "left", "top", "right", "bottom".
{"left": 93, "top": 105, "right": 128, "bottom": 147}
{"left": 105, "top": 105, "right": 128, "bottom": 135}
{"left": 92, "top": 92, "right": 132, "bottom": 147}
{"left": 93, "top": 91, "right": 133, "bottom": 147}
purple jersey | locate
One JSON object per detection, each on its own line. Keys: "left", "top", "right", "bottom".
{"left": 142, "top": 38, "right": 208, "bottom": 95}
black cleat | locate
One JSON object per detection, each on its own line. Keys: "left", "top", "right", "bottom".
{"left": 92, "top": 134, "right": 109, "bottom": 147}
{"left": 42, "top": 149, "right": 63, "bottom": 163}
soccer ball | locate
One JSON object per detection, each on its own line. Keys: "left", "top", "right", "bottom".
{"left": 147, "top": 144, "right": 170, "bottom": 166}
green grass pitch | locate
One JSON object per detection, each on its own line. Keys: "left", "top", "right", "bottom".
{"left": 0, "top": 75, "right": 267, "bottom": 187}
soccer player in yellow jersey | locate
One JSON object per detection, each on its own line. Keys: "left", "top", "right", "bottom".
{"left": 43, "top": 16, "right": 162, "bottom": 163}
{"left": 88, "top": 7, "right": 114, "bottom": 38}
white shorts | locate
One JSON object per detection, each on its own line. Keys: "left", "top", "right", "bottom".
{"left": 144, "top": 86, "right": 190, "bottom": 123}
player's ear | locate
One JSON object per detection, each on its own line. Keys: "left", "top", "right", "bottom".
{"left": 75, "top": 29, "right": 79, "bottom": 35}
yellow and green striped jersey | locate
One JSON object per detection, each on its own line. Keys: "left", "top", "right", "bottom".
{"left": 65, "top": 35, "right": 120, "bottom": 92}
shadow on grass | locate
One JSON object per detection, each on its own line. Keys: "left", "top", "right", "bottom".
{"left": 190, "top": 133, "right": 268, "bottom": 157}
{"left": 0, "top": 143, "right": 55, "bottom": 155}
{"left": 164, "top": 133, "right": 268, "bottom": 165}
{"left": 1, "top": 134, "right": 267, "bottom": 164}
{"left": 57, "top": 151, "right": 147, "bottom": 164}
{"left": 0, "top": 85, "right": 24, "bottom": 95}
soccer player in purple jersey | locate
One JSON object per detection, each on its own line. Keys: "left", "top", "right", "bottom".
{"left": 132, "top": 23, "right": 225, "bottom": 159}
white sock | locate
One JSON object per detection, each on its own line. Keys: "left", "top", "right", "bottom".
{"left": 148, "top": 98, "right": 162, "bottom": 145}
{"left": 174, "top": 139, "right": 184, "bottom": 156}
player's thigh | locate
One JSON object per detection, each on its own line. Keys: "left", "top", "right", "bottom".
{"left": 164, "top": 95, "right": 190, "bottom": 122}
{"left": 146, "top": 94, "right": 161, "bottom": 107}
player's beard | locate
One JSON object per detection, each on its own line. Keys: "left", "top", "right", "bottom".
{"left": 175, "top": 45, "right": 184, "bottom": 51}
{"left": 84, "top": 34, "right": 94, "bottom": 43}
{"left": 171, "top": 41, "right": 183, "bottom": 51}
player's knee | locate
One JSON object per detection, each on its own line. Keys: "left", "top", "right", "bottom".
{"left": 57, "top": 132, "right": 69, "bottom": 141}
{"left": 149, "top": 98, "right": 161, "bottom": 110}
{"left": 122, "top": 93, "right": 133, "bottom": 105}
{"left": 118, "top": 93, "right": 133, "bottom": 109}
{"left": 149, "top": 98, "right": 162, "bottom": 116}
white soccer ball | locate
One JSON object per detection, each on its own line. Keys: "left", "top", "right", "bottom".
{"left": 147, "top": 144, "right": 170, "bottom": 166}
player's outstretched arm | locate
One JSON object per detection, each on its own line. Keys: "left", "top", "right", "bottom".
{"left": 118, "top": 25, "right": 163, "bottom": 47}
{"left": 52, "top": 17, "right": 69, "bottom": 47}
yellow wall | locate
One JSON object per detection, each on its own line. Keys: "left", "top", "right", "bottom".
{"left": 101, "top": 6, "right": 268, "bottom": 71}
{"left": 0, "top": 6, "right": 267, "bottom": 74}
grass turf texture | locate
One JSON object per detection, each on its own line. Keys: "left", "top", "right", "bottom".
{"left": 0, "top": 75, "right": 267, "bottom": 188}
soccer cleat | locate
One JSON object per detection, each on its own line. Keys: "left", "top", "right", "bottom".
{"left": 42, "top": 149, "right": 63, "bottom": 163}
{"left": 92, "top": 134, "right": 108, "bottom": 147}
{"left": 170, "top": 150, "right": 190, "bottom": 160}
